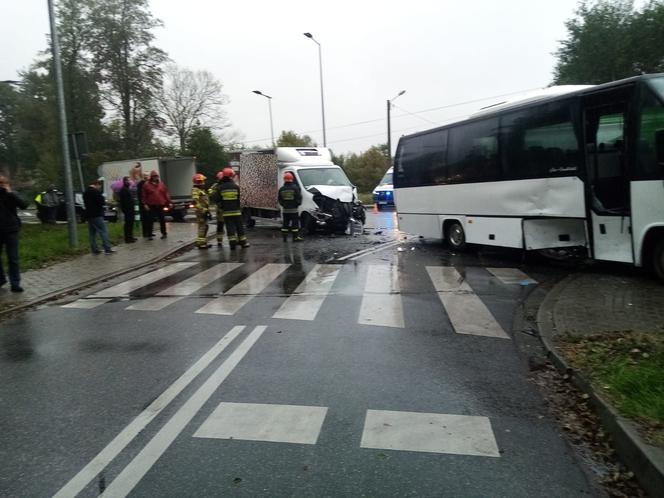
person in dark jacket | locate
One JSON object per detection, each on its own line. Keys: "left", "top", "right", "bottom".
{"left": 278, "top": 171, "right": 303, "bottom": 242}
{"left": 118, "top": 176, "right": 136, "bottom": 243}
{"left": 219, "top": 168, "right": 249, "bottom": 250}
{"left": 0, "top": 175, "right": 28, "bottom": 292}
{"left": 83, "top": 178, "right": 114, "bottom": 254}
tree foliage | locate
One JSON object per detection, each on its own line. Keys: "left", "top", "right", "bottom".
{"left": 554, "top": 0, "right": 664, "bottom": 84}
{"left": 158, "top": 65, "right": 228, "bottom": 153}
{"left": 88, "top": 0, "right": 168, "bottom": 155}
{"left": 3, "top": 0, "right": 239, "bottom": 190}
{"left": 276, "top": 130, "right": 316, "bottom": 147}
{"left": 342, "top": 144, "right": 390, "bottom": 193}
{"left": 186, "top": 127, "right": 229, "bottom": 180}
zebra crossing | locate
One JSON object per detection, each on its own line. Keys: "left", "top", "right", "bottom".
{"left": 62, "top": 262, "right": 537, "bottom": 338}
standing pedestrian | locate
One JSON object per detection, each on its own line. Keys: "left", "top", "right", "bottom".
{"left": 218, "top": 168, "right": 249, "bottom": 250}
{"left": 135, "top": 172, "right": 152, "bottom": 238}
{"left": 141, "top": 170, "right": 171, "bottom": 240}
{"left": 208, "top": 171, "right": 225, "bottom": 247}
{"left": 192, "top": 173, "right": 212, "bottom": 249}
{"left": 278, "top": 171, "right": 303, "bottom": 242}
{"left": 0, "top": 175, "right": 28, "bottom": 292}
{"left": 118, "top": 176, "right": 137, "bottom": 243}
{"left": 83, "top": 178, "right": 114, "bottom": 255}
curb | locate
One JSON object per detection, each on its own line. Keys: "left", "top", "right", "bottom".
{"left": 0, "top": 239, "right": 198, "bottom": 319}
{"left": 536, "top": 274, "right": 664, "bottom": 498}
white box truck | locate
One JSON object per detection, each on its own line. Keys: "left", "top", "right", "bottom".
{"left": 98, "top": 157, "right": 195, "bottom": 221}
{"left": 239, "top": 147, "right": 365, "bottom": 233}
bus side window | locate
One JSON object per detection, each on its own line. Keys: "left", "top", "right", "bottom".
{"left": 447, "top": 118, "right": 499, "bottom": 183}
{"left": 501, "top": 100, "right": 580, "bottom": 180}
{"left": 636, "top": 88, "right": 664, "bottom": 180}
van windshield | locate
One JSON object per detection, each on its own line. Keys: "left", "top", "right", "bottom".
{"left": 380, "top": 172, "right": 393, "bottom": 185}
{"left": 298, "top": 168, "right": 351, "bottom": 187}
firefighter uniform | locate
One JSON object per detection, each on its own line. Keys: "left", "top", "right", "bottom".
{"left": 208, "top": 181, "right": 225, "bottom": 246}
{"left": 278, "top": 181, "right": 303, "bottom": 241}
{"left": 192, "top": 183, "right": 211, "bottom": 248}
{"left": 219, "top": 177, "right": 249, "bottom": 249}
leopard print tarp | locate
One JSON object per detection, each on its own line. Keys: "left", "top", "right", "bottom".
{"left": 239, "top": 152, "right": 279, "bottom": 210}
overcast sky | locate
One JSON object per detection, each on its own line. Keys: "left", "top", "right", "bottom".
{"left": 2, "top": 0, "right": 589, "bottom": 156}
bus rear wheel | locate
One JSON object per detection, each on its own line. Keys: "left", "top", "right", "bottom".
{"left": 446, "top": 221, "right": 466, "bottom": 250}
{"left": 653, "top": 239, "right": 664, "bottom": 281}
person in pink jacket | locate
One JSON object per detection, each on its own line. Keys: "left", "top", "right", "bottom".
{"left": 140, "top": 170, "right": 172, "bottom": 240}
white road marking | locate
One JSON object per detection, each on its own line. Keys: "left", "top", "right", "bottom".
{"left": 61, "top": 298, "right": 112, "bottom": 309}
{"left": 194, "top": 402, "right": 328, "bottom": 445}
{"left": 100, "top": 326, "right": 267, "bottom": 498}
{"left": 426, "top": 266, "right": 509, "bottom": 339}
{"left": 486, "top": 267, "right": 538, "bottom": 285}
{"left": 127, "top": 263, "right": 243, "bottom": 311}
{"left": 358, "top": 265, "right": 405, "bottom": 328}
{"left": 272, "top": 264, "right": 341, "bottom": 321}
{"left": 336, "top": 240, "right": 402, "bottom": 261}
{"left": 52, "top": 325, "right": 246, "bottom": 498}
{"left": 90, "top": 263, "right": 197, "bottom": 298}
{"left": 360, "top": 409, "right": 500, "bottom": 457}
{"left": 195, "top": 264, "right": 290, "bottom": 315}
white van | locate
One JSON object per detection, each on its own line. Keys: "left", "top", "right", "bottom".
{"left": 239, "top": 147, "right": 365, "bottom": 233}
{"left": 372, "top": 167, "right": 394, "bottom": 209}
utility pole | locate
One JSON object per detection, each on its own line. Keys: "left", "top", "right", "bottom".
{"left": 387, "top": 90, "right": 406, "bottom": 164}
{"left": 48, "top": 0, "right": 78, "bottom": 247}
{"left": 303, "top": 33, "right": 327, "bottom": 147}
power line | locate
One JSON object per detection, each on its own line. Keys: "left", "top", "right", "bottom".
{"left": 239, "top": 85, "right": 545, "bottom": 146}
{"left": 327, "top": 110, "right": 473, "bottom": 147}
{"left": 391, "top": 103, "right": 437, "bottom": 125}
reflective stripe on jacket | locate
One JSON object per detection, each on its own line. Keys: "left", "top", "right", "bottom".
{"left": 219, "top": 179, "right": 241, "bottom": 217}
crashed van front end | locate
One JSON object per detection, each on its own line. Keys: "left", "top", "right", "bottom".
{"left": 307, "top": 185, "right": 365, "bottom": 233}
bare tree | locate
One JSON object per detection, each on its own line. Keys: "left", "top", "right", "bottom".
{"left": 158, "top": 65, "right": 229, "bottom": 153}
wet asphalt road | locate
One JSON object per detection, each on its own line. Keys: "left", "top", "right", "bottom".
{"left": 0, "top": 209, "right": 597, "bottom": 498}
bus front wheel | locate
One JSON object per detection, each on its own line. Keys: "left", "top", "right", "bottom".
{"left": 653, "top": 239, "right": 664, "bottom": 281}
{"left": 446, "top": 221, "right": 466, "bottom": 250}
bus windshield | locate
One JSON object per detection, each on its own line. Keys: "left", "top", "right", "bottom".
{"left": 298, "top": 168, "right": 351, "bottom": 188}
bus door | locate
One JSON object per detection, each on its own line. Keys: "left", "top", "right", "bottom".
{"left": 584, "top": 89, "right": 634, "bottom": 263}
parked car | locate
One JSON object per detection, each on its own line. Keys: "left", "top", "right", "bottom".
{"left": 36, "top": 191, "right": 117, "bottom": 223}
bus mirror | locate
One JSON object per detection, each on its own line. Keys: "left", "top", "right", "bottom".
{"left": 657, "top": 130, "right": 664, "bottom": 172}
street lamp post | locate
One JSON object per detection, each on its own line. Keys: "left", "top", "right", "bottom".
{"left": 387, "top": 90, "right": 406, "bottom": 164}
{"left": 252, "top": 90, "right": 275, "bottom": 147}
{"left": 303, "top": 32, "right": 327, "bottom": 147}
{"left": 48, "top": 0, "right": 78, "bottom": 247}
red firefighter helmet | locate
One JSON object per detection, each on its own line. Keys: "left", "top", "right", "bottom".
{"left": 216, "top": 171, "right": 224, "bottom": 180}
{"left": 192, "top": 173, "right": 206, "bottom": 184}
{"left": 283, "top": 171, "right": 294, "bottom": 183}
{"left": 222, "top": 167, "right": 235, "bottom": 178}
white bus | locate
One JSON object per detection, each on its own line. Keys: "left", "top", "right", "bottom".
{"left": 394, "top": 74, "right": 664, "bottom": 278}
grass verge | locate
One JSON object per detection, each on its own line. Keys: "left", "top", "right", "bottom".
{"left": 557, "top": 331, "right": 664, "bottom": 446}
{"left": 18, "top": 222, "right": 124, "bottom": 271}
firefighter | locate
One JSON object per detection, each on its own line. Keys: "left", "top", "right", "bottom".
{"left": 192, "top": 173, "right": 211, "bottom": 249}
{"left": 219, "top": 167, "right": 249, "bottom": 250}
{"left": 208, "top": 171, "right": 225, "bottom": 247}
{"left": 278, "top": 171, "right": 303, "bottom": 242}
